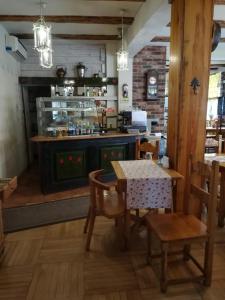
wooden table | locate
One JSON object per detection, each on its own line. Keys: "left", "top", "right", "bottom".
{"left": 111, "top": 160, "right": 183, "bottom": 246}
{"left": 204, "top": 154, "right": 225, "bottom": 227}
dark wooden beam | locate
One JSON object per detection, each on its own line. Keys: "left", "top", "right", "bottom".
{"left": 15, "top": 33, "right": 120, "bottom": 41}
{"left": 168, "top": 20, "right": 225, "bottom": 28}
{"left": 151, "top": 36, "right": 170, "bottom": 42}
{"left": 151, "top": 36, "right": 225, "bottom": 43}
{"left": 88, "top": 0, "right": 145, "bottom": 1}
{"left": 214, "top": 0, "right": 225, "bottom": 4}
{"left": 0, "top": 15, "right": 134, "bottom": 25}
{"left": 19, "top": 77, "right": 118, "bottom": 87}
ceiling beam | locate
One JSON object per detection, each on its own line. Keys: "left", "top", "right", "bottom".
{"left": 214, "top": 0, "right": 225, "bottom": 4}
{"left": 88, "top": 0, "right": 145, "bottom": 1}
{"left": 0, "top": 15, "right": 133, "bottom": 25}
{"left": 151, "top": 36, "right": 225, "bottom": 43}
{"left": 151, "top": 36, "right": 170, "bottom": 42}
{"left": 15, "top": 33, "right": 120, "bottom": 40}
{"left": 168, "top": 20, "right": 225, "bottom": 28}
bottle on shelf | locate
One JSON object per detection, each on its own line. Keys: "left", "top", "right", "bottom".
{"left": 158, "top": 136, "right": 166, "bottom": 165}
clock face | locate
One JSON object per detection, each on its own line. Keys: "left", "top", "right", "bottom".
{"left": 149, "top": 76, "right": 157, "bottom": 85}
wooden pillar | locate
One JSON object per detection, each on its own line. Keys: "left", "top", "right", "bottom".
{"left": 168, "top": 0, "right": 214, "bottom": 212}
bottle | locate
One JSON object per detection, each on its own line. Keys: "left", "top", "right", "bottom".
{"left": 158, "top": 136, "right": 166, "bottom": 165}
{"left": 86, "top": 87, "right": 90, "bottom": 97}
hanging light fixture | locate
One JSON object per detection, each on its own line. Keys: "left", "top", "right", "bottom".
{"left": 33, "top": 1, "right": 52, "bottom": 52}
{"left": 117, "top": 9, "right": 129, "bottom": 71}
{"left": 40, "top": 48, "right": 53, "bottom": 68}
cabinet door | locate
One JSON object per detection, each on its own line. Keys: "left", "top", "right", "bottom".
{"left": 100, "top": 145, "right": 126, "bottom": 173}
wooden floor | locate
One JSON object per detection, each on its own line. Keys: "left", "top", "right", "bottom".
{"left": 3, "top": 165, "right": 90, "bottom": 209}
{"left": 1, "top": 217, "right": 225, "bottom": 300}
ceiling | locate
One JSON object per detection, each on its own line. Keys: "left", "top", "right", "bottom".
{"left": 148, "top": 3, "right": 225, "bottom": 65}
{"left": 0, "top": 0, "right": 225, "bottom": 63}
{"left": 0, "top": 0, "right": 143, "bottom": 37}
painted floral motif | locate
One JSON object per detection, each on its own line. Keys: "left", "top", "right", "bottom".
{"left": 119, "top": 160, "right": 172, "bottom": 209}
{"left": 59, "top": 159, "right": 64, "bottom": 165}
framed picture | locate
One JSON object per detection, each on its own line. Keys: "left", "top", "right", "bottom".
{"left": 146, "top": 70, "right": 158, "bottom": 100}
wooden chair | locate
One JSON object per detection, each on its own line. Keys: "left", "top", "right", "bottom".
{"left": 84, "top": 170, "right": 126, "bottom": 251}
{"left": 145, "top": 160, "right": 219, "bottom": 293}
{"left": 136, "top": 139, "right": 159, "bottom": 160}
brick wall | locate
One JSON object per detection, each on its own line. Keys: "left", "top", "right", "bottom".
{"left": 133, "top": 46, "right": 167, "bottom": 132}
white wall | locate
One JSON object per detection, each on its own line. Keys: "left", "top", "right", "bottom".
{"left": 0, "top": 24, "right": 27, "bottom": 177}
{"left": 21, "top": 40, "right": 107, "bottom": 78}
{"left": 118, "top": 58, "right": 133, "bottom": 112}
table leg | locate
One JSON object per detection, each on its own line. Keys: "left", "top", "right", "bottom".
{"left": 218, "top": 170, "right": 225, "bottom": 227}
{"left": 124, "top": 209, "right": 131, "bottom": 250}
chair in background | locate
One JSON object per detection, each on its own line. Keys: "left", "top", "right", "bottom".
{"left": 136, "top": 139, "right": 159, "bottom": 160}
{"left": 84, "top": 170, "right": 126, "bottom": 251}
{"left": 145, "top": 160, "right": 219, "bottom": 293}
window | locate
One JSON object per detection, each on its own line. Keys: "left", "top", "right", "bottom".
{"left": 207, "top": 72, "right": 221, "bottom": 120}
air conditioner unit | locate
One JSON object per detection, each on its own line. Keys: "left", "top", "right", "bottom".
{"left": 5, "top": 35, "right": 27, "bottom": 61}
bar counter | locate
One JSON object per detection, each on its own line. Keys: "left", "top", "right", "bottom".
{"left": 32, "top": 133, "right": 141, "bottom": 194}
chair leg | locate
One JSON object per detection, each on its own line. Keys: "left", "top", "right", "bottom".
{"left": 183, "top": 244, "right": 191, "bottom": 261}
{"left": 204, "top": 240, "right": 214, "bottom": 286}
{"left": 147, "top": 229, "right": 152, "bottom": 265}
{"left": 117, "top": 216, "right": 127, "bottom": 251}
{"left": 85, "top": 208, "right": 96, "bottom": 251}
{"left": 160, "top": 243, "right": 168, "bottom": 293}
{"left": 83, "top": 206, "right": 91, "bottom": 234}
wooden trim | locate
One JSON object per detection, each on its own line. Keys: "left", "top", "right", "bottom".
{"left": 15, "top": 33, "right": 120, "bottom": 41}
{"left": 151, "top": 36, "right": 170, "bottom": 42}
{"left": 89, "top": 0, "right": 145, "bottom": 1}
{"left": 215, "top": 0, "right": 225, "bottom": 4}
{"left": 0, "top": 15, "right": 134, "bottom": 25}
{"left": 151, "top": 36, "right": 225, "bottom": 43}
{"left": 19, "top": 77, "right": 118, "bottom": 87}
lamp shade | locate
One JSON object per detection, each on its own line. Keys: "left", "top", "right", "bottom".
{"left": 117, "top": 50, "right": 128, "bottom": 71}
{"left": 33, "top": 19, "right": 52, "bottom": 52}
{"left": 40, "top": 48, "right": 53, "bottom": 68}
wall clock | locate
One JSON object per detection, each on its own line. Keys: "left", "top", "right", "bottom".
{"left": 146, "top": 70, "right": 158, "bottom": 100}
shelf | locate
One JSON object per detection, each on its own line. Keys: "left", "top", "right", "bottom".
{"left": 39, "top": 96, "right": 118, "bottom": 101}
{"left": 42, "top": 107, "right": 96, "bottom": 112}
{"left": 19, "top": 77, "right": 118, "bottom": 87}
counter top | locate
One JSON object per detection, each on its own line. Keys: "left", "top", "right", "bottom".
{"left": 31, "top": 133, "right": 143, "bottom": 142}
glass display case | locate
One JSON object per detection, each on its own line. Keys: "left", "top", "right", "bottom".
{"left": 36, "top": 97, "right": 101, "bottom": 136}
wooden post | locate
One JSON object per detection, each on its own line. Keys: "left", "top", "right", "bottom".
{"left": 168, "top": 0, "right": 214, "bottom": 212}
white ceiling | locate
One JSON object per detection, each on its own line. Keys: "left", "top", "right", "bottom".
{"left": 0, "top": 0, "right": 142, "bottom": 36}
{"left": 0, "top": 0, "right": 225, "bottom": 62}
{"left": 0, "top": 0, "right": 141, "bottom": 16}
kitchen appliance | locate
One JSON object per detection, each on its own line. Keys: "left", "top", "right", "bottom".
{"left": 119, "top": 110, "right": 147, "bottom": 133}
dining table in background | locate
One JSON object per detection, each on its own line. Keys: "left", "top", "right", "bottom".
{"left": 204, "top": 154, "right": 225, "bottom": 227}
{"left": 111, "top": 160, "right": 183, "bottom": 245}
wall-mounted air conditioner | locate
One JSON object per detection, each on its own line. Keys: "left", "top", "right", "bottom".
{"left": 5, "top": 35, "right": 27, "bottom": 61}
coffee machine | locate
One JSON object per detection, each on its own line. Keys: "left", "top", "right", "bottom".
{"left": 119, "top": 110, "right": 147, "bottom": 133}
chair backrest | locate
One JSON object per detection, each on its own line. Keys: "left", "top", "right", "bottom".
{"left": 136, "top": 139, "right": 159, "bottom": 160}
{"left": 190, "top": 160, "right": 219, "bottom": 236}
{"left": 89, "top": 169, "right": 114, "bottom": 213}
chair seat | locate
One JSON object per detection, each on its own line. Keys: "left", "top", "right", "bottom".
{"left": 145, "top": 213, "right": 207, "bottom": 242}
{"left": 102, "top": 191, "right": 125, "bottom": 218}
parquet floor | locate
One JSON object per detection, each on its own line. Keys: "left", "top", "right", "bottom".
{"left": 0, "top": 217, "right": 225, "bottom": 300}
